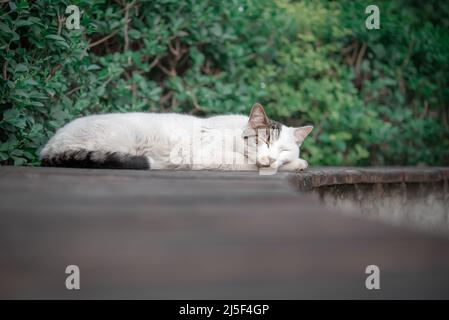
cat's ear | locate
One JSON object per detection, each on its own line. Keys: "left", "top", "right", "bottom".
{"left": 248, "top": 103, "right": 269, "bottom": 128}
{"left": 293, "top": 126, "right": 313, "bottom": 143}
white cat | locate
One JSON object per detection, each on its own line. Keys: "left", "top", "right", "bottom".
{"left": 39, "top": 103, "right": 313, "bottom": 171}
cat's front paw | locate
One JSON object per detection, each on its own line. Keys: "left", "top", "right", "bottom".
{"left": 280, "top": 158, "right": 308, "bottom": 171}
{"left": 297, "top": 158, "right": 308, "bottom": 170}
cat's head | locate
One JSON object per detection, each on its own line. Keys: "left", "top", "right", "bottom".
{"left": 242, "top": 103, "right": 313, "bottom": 168}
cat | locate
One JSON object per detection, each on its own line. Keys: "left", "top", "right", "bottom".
{"left": 39, "top": 103, "right": 313, "bottom": 172}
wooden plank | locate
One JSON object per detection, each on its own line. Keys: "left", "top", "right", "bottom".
{"left": 0, "top": 166, "right": 448, "bottom": 299}
{"left": 290, "top": 166, "right": 449, "bottom": 189}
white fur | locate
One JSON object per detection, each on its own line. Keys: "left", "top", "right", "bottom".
{"left": 40, "top": 112, "right": 310, "bottom": 171}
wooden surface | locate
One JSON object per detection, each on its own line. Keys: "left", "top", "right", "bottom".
{"left": 290, "top": 166, "right": 449, "bottom": 190}
{"left": 0, "top": 166, "right": 449, "bottom": 299}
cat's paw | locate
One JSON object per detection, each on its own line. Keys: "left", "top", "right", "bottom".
{"left": 258, "top": 156, "right": 271, "bottom": 167}
{"left": 280, "top": 158, "right": 308, "bottom": 171}
{"left": 297, "top": 158, "right": 308, "bottom": 170}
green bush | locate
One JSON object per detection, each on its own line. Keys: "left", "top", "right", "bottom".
{"left": 1, "top": 0, "right": 448, "bottom": 166}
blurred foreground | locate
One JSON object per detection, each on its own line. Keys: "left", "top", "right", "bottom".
{"left": 1, "top": 166, "right": 448, "bottom": 299}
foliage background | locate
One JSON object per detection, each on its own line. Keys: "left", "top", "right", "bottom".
{"left": 1, "top": 0, "right": 448, "bottom": 166}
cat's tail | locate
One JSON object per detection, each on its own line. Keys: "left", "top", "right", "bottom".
{"left": 39, "top": 149, "right": 150, "bottom": 170}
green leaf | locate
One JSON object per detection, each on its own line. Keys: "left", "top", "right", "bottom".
{"left": 55, "top": 41, "right": 70, "bottom": 49}
{"left": 87, "top": 64, "right": 102, "bottom": 71}
{"left": 24, "top": 79, "right": 39, "bottom": 86}
{"left": 9, "top": 2, "right": 17, "bottom": 11}
{"left": 45, "top": 35, "right": 66, "bottom": 42}
{"left": 3, "top": 109, "right": 20, "bottom": 122}
{"left": 15, "top": 64, "right": 29, "bottom": 73}
{"left": 29, "top": 101, "right": 44, "bottom": 107}
{"left": 12, "top": 156, "right": 26, "bottom": 166}
{"left": 10, "top": 149, "right": 23, "bottom": 157}
{"left": 0, "top": 22, "right": 11, "bottom": 33}
{"left": 15, "top": 19, "right": 34, "bottom": 27}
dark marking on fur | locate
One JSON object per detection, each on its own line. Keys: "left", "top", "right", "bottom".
{"left": 243, "top": 118, "right": 282, "bottom": 160}
{"left": 251, "top": 120, "right": 282, "bottom": 145}
{"left": 266, "top": 120, "right": 282, "bottom": 142}
{"left": 40, "top": 150, "right": 150, "bottom": 170}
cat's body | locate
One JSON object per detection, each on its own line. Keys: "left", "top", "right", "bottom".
{"left": 39, "top": 104, "right": 313, "bottom": 171}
